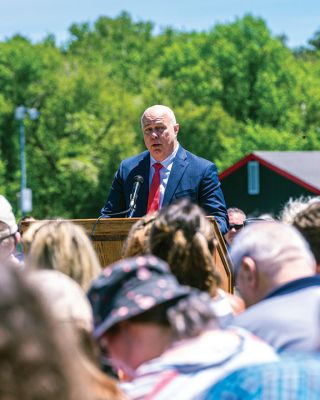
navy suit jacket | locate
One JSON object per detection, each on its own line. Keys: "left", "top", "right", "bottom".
{"left": 101, "top": 146, "right": 229, "bottom": 234}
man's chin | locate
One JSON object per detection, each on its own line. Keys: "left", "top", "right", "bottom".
{"left": 150, "top": 149, "right": 164, "bottom": 161}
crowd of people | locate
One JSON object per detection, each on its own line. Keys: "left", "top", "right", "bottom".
{"left": 1, "top": 104, "right": 320, "bottom": 399}
{"left": 1, "top": 189, "right": 320, "bottom": 399}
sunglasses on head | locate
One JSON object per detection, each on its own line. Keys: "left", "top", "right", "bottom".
{"left": 229, "top": 224, "right": 244, "bottom": 231}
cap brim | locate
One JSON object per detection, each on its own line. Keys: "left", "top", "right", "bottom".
{"left": 93, "top": 287, "right": 191, "bottom": 338}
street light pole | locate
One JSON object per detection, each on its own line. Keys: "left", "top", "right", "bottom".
{"left": 18, "top": 118, "right": 27, "bottom": 196}
{"left": 14, "top": 106, "right": 39, "bottom": 215}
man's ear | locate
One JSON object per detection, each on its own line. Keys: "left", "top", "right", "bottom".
{"left": 15, "top": 231, "right": 21, "bottom": 244}
{"left": 174, "top": 123, "right": 179, "bottom": 135}
{"left": 240, "top": 256, "right": 258, "bottom": 289}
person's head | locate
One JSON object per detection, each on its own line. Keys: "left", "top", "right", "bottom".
{"left": 122, "top": 211, "right": 158, "bottom": 258}
{"left": 149, "top": 198, "right": 221, "bottom": 296}
{"left": 28, "top": 269, "right": 126, "bottom": 398}
{"left": 18, "top": 215, "right": 36, "bottom": 236}
{"left": 25, "top": 220, "right": 101, "bottom": 291}
{"left": 88, "top": 255, "right": 216, "bottom": 380}
{"left": 279, "top": 195, "right": 320, "bottom": 224}
{"left": 231, "top": 221, "right": 316, "bottom": 307}
{"left": 28, "top": 269, "right": 94, "bottom": 332}
{"left": 141, "top": 104, "right": 179, "bottom": 162}
{"left": 0, "top": 196, "right": 20, "bottom": 265}
{"left": 293, "top": 201, "right": 320, "bottom": 273}
{"left": 224, "top": 207, "right": 246, "bottom": 246}
{"left": 0, "top": 262, "right": 93, "bottom": 400}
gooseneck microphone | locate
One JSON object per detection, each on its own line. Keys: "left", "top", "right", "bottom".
{"left": 91, "top": 175, "right": 145, "bottom": 237}
{"left": 128, "top": 175, "right": 144, "bottom": 218}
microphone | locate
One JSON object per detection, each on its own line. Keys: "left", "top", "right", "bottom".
{"left": 128, "top": 175, "right": 144, "bottom": 217}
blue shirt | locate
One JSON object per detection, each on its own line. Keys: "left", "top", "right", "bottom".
{"left": 204, "top": 353, "right": 320, "bottom": 400}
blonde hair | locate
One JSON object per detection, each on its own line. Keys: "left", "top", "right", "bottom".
{"left": 122, "top": 212, "right": 158, "bottom": 258}
{"left": 25, "top": 221, "right": 101, "bottom": 291}
{"left": 28, "top": 269, "right": 126, "bottom": 400}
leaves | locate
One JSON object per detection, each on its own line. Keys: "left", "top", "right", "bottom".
{"left": 0, "top": 13, "right": 319, "bottom": 217}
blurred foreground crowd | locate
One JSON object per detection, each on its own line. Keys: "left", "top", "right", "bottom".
{"left": 0, "top": 194, "right": 320, "bottom": 400}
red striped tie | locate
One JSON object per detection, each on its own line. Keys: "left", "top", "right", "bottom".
{"left": 147, "top": 163, "right": 163, "bottom": 214}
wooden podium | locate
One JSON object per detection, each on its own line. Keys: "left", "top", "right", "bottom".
{"left": 69, "top": 217, "right": 233, "bottom": 293}
{"left": 22, "top": 217, "right": 233, "bottom": 293}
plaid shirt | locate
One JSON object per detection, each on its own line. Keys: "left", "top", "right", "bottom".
{"left": 204, "top": 353, "right": 320, "bottom": 400}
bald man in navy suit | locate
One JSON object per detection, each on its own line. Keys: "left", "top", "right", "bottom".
{"left": 101, "top": 105, "right": 229, "bottom": 235}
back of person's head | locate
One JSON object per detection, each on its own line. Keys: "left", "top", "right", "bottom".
{"left": 231, "top": 221, "right": 316, "bottom": 282}
{"left": 279, "top": 195, "right": 320, "bottom": 224}
{"left": 0, "top": 262, "right": 93, "bottom": 400}
{"left": 293, "top": 201, "right": 320, "bottom": 269}
{"left": 22, "top": 220, "right": 47, "bottom": 252}
{"left": 18, "top": 215, "right": 36, "bottom": 236}
{"left": 88, "top": 255, "right": 217, "bottom": 340}
{"left": 89, "top": 256, "right": 219, "bottom": 380}
{"left": 25, "top": 220, "right": 101, "bottom": 291}
{"left": 28, "top": 269, "right": 93, "bottom": 332}
{"left": 231, "top": 222, "right": 316, "bottom": 306}
{"left": 149, "top": 199, "right": 221, "bottom": 296}
{"left": 122, "top": 211, "right": 158, "bottom": 258}
{"left": 28, "top": 269, "right": 126, "bottom": 399}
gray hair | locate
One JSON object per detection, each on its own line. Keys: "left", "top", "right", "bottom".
{"left": 279, "top": 196, "right": 320, "bottom": 224}
{"left": 230, "top": 221, "right": 316, "bottom": 276}
{"left": 227, "top": 207, "right": 246, "bottom": 218}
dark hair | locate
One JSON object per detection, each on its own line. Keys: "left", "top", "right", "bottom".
{"left": 110, "top": 291, "right": 217, "bottom": 340}
{"left": 149, "top": 199, "right": 221, "bottom": 295}
{"left": 293, "top": 202, "right": 320, "bottom": 264}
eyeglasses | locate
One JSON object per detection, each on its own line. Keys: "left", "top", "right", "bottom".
{"left": 0, "top": 233, "right": 16, "bottom": 249}
{"left": 229, "top": 224, "right": 244, "bottom": 231}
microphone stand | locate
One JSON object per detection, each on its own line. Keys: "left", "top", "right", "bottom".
{"left": 127, "top": 205, "right": 136, "bottom": 218}
{"left": 90, "top": 208, "right": 131, "bottom": 237}
{"left": 92, "top": 175, "right": 143, "bottom": 236}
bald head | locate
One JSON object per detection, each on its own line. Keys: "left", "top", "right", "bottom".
{"left": 141, "top": 105, "right": 176, "bottom": 127}
{"left": 231, "top": 221, "right": 316, "bottom": 306}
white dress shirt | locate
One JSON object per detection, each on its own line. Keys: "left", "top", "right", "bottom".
{"left": 149, "top": 144, "right": 180, "bottom": 208}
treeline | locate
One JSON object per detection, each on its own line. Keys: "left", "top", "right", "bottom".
{"left": 0, "top": 12, "right": 319, "bottom": 218}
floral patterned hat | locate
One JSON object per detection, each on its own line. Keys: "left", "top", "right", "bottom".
{"left": 88, "top": 255, "right": 191, "bottom": 338}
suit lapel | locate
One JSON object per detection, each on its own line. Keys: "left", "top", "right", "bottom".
{"left": 163, "top": 146, "right": 188, "bottom": 207}
{"left": 135, "top": 153, "right": 150, "bottom": 215}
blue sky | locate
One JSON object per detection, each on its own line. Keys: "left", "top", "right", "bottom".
{"left": 0, "top": 0, "right": 319, "bottom": 48}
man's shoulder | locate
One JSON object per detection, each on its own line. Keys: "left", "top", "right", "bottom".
{"left": 181, "top": 148, "right": 215, "bottom": 168}
{"left": 233, "top": 283, "right": 320, "bottom": 326}
{"left": 121, "top": 150, "right": 149, "bottom": 167}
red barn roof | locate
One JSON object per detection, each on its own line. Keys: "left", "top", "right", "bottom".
{"left": 220, "top": 151, "right": 320, "bottom": 194}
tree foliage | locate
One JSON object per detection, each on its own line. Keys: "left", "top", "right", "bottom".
{"left": 0, "top": 13, "right": 319, "bottom": 217}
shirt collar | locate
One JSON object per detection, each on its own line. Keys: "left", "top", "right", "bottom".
{"left": 150, "top": 143, "right": 180, "bottom": 170}
{"left": 263, "top": 275, "right": 320, "bottom": 300}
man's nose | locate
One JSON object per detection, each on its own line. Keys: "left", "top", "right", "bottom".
{"left": 151, "top": 131, "right": 159, "bottom": 138}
